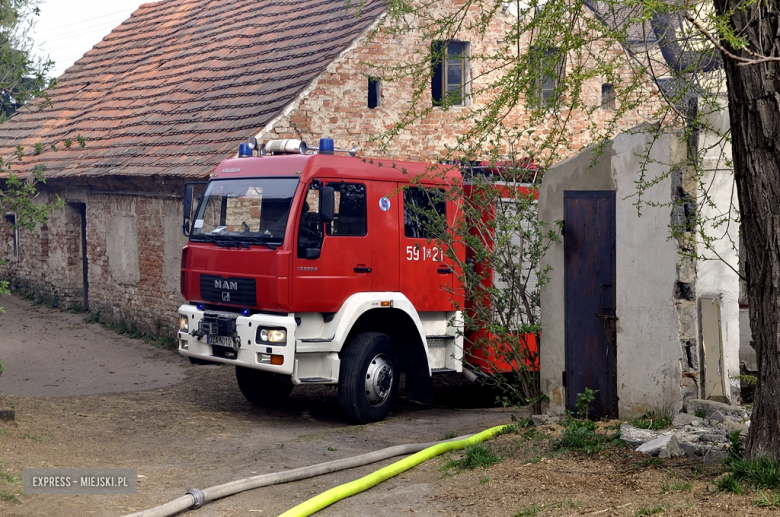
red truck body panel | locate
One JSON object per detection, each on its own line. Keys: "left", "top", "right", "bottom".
{"left": 182, "top": 154, "right": 464, "bottom": 315}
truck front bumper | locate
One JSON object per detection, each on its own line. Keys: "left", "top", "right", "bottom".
{"left": 177, "top": 305, "right": 296, "bottom": 375}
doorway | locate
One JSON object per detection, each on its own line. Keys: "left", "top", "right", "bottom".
{"left": 68, "top": 203, "right": 89, "bottom": 311}
{"left": 564, "top": 191, "right": 617, "bottom": 418}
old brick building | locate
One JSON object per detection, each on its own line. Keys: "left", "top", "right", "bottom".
{"left": 0, "top": 0, "right": 657, "bottom": 333}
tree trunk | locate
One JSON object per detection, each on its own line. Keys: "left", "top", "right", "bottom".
{"left": 712, "top": 0, "right": 780, "bottom": 458}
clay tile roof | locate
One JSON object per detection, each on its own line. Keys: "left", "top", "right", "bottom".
{"left": 0, "top": 0, "right": 385, "bottom": 180}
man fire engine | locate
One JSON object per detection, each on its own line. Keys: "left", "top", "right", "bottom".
{"left": 177, "top": 137, "right": 468, "bottom": 423}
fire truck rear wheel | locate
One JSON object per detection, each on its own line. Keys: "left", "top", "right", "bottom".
{"left": 338, "top": 332, "right": 399, "bottom": 424}
{"left": 235, "top": 366, "right": 294, "bottom": 407}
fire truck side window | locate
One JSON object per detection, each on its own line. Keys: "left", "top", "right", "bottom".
{"left": 326, "top": 183, "right": 366, "bottom": 236}
{"left": 297, "top": 189, "right": 322, "bottom": 258}
{"left": 404, "top": 187, "right": 446, "bottom": 239}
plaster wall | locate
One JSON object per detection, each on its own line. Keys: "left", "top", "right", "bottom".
{"left": 696, "top": 104, "right": 741, "bottom": 403}
{"left": 538, "top": 145, "right": 616, "bottom": 412}
{"left": 612, "top": 130, "right": 685, "bottom": 417}
{"left": 540, "top": 127, "right": 688, "bottom": 417}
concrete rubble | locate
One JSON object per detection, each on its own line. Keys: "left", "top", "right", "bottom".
{"left": 621, "top": 399, "right": 751, "bottom": 463}
{"left": 535, "top": 398, "right": 751, "bottom": 464}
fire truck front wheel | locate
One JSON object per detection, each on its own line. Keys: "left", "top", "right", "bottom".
{"left": 235, "top": 366, "right": 294, "bottom": 407}
{"left": 338, "top": 332, "right": 400, "bottom": 424}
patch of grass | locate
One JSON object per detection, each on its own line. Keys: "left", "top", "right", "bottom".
{"left": 756, "top": 490, "right": 780, "bottom": 508}
{"left": 327, "top": 446, "right": 338, "bottom": 452}
{"left": 70, "top": 302, "right": 84, "bottom": 313}
{"left": 0, "top": 489, "right": 20, "bottom": 503}
{"left": 553, "top": 417, "right": 620, "bottom": 455}
{"left": 694, "top": 409, "right": 706, "bottom": 418}
{"left": 715, "top": 474, "right": 744, "bottom": 494}
{"left": 718, "top": 430, "right": 779, "bottom": 494}
{"left": 729, "top": 456, "right": 780, "bottom": 489}
{"left": 479, "top": 476, "right": 490, "bottom": 484}
{"left": 83, "top": 307, "right": 101, "bottom": 324}
{"left": 522, "top": 427, "right": 545, "bottom": 440}
{"left": 438, "top": 432, "right": 457, "bottom": 441}
{"left": 0, "top": 471, "right": 19, "bottom": 484}
{"left": 442, "top": 443, "right": 501, "bottom": 472}
{"left": 660, "top": 479, "right": 691, "bottom": 494}
{"left": 513, "top": 503, "right": 545, "bottom": 516}
{"left": 634, "top": 504, "right": 669, "bottom": 516}
{"left": 629, "top": 408, "right": 673, "bottom": 431}
{"left": 498, "top": 423, "right": 520, "bottom": 435}
{"left": 514, "top": 416, "right": 534, "bottom": 428}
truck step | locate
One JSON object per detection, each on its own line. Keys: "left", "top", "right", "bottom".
{"left": 298, "top": 377, "right": 334, "bottom": 383}
{"left": 431, "top": 368, "right": 457, "bottom": 374}
{"left": 426, "top": 335, "right": 455, "bottom": 340}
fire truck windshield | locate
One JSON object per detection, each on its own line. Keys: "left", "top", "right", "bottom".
{"left": 190, "top": 178, "right": 299, "bottom": 245}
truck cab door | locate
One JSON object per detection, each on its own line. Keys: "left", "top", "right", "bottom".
{"left": 398, "top": 186, "right": 455, "bottom": 311}
{"left": 291, "top": 180, "right": 372, "bottom": 313}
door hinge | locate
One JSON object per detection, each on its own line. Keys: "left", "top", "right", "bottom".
{"left": 562, "top": 371, "right": 567, "bottom": 387}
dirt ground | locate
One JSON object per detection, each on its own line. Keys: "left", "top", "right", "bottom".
{"left": 0, "top": 295, "right": 776, "bottom": 517}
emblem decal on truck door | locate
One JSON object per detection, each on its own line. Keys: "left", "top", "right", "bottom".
{"left": 379, "top": 197, "right": 391, "bottom": 211}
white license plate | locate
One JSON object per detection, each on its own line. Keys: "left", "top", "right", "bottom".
{"left": 208, "top": 335, "right": 236, "bottom": 349}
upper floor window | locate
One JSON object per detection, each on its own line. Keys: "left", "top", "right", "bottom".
{"left": 531, "top": 46, "right": 563, "bottom": 107}
{"left": 601, "top": 83, "right": 615, "bottom": 110}
{"left": 368, "top": 77, "right": 381, "bottom": 109}
{"left": 431, "top": 41, "right": 469, "bottom": 106}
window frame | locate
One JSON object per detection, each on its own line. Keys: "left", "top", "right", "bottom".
{"left": 531, "top": 46, "right": 564, "bottom": 108}
{"left": 368, "top": 77, "right": 381, "bottom": 109}
{"left": 431, "top": 40, "right": 470, "bottom": 107}
{"left": 325, "top": 182, "right": 368, "bottom": 237}
{"left": 403, "top": 187, "right": 447, "bottom": 239}
{"left": 601, "top": 83, "right": 616, "bottom": 111}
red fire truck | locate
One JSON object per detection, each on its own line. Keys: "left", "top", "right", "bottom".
{"left": 177, "top": 137, "right": 532, "bottom": 423}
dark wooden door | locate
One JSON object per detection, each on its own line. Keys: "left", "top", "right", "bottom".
{"left": 564, "top": 191, "right": 617, "bottom": 418}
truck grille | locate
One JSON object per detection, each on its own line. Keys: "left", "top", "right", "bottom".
{"left": 199, "top": 274, "right": 256, "bottom": 306}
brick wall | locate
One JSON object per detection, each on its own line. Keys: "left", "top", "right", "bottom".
{"left": 0, "top": 178, "right": 188, "bottom": 334}
{"left": 260, "top": 6, "right": 660, "bottom": 162}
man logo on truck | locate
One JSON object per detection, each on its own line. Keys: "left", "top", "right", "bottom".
{"left": 214, "top": 280, "right": 238, "bottom": 290}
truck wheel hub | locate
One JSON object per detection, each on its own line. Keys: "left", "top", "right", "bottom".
{"left": 365, "top": 353, "right": 393, "bottom": 406}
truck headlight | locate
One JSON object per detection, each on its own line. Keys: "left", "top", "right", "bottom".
{"left": 257, "top": 328, "right": 286, "bottom": 344}
{"left": 179, "top": 315, "right": 189, "bottom": 332}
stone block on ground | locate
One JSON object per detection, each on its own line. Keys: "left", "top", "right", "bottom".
{"left": 686, "top": 399, "right": 750, "bottom": 421}
{"left": 678, "top": 440, "right": 706, "bottom": 457}
{"left": 699, "top": 433, "right": 729, "bottom": 443}
{"left": 620, "top": 424, "right": 662, "bottom": 449}
{"left": 672, "top": 413, "right": 704, "bottom": 427}
{"left": 704, "top": 448, "right": 728, "bottom": 464}
{"left": 722, "top": 420, "right": 749, "bottom": 435}
{"left": 636, "top": 435, "right": 684, "bottom": 458}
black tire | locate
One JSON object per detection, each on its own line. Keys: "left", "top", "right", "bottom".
{"left": 338, "top": 332, "right": 400, "bottom": 424}
{"left": 235, "top": 366, "right": 294, "bottom": 407}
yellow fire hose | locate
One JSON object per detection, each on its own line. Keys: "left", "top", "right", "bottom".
{"left": 278, "top": 424, "right": 509, "bottom": 517}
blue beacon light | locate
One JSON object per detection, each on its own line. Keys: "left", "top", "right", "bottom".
{"left": 238, "top": 143, "right": 253, "bottom": 157}
{"left": 319, "top": 137, "right": 334, "bottom": 155}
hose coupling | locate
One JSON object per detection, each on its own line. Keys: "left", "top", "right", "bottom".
{"left": 186, "top": 488, "right": 206, "bottom": 509}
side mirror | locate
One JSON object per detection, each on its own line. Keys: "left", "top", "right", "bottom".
{"left": 320, "top": 186, "right": 335, "bottom": 223}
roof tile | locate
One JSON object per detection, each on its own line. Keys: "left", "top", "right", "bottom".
{"left": 0, "top": 0, "right": 384, "bottom": 179}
